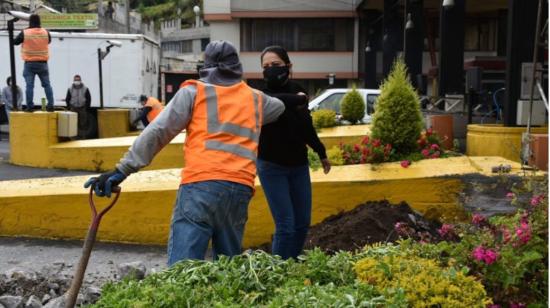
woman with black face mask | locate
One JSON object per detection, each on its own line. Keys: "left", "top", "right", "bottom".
{"left": 257, "top": 45, "right": 330, "bottom": 260}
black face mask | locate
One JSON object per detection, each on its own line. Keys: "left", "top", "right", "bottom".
{"left": 263, "top": 65, "right": 289, "bottom": 89}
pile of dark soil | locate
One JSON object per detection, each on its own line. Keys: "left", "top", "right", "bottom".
{"left": 304, "top": 200, "right": 442, "bottom": 252}
{"left": 255, "top": 200, "right": 442, "bottom": 253}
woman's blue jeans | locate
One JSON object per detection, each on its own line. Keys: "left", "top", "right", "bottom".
{"left": 167, "top": 180, "right": 253, "bottom": 266}
{"left": 257, "top": 159, "right": 312, "bottom": 259}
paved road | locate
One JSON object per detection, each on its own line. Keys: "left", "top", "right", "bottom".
{"left": 0, "top": 134, "right": 94, "bottom": 181}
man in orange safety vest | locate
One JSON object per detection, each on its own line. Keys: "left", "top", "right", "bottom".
{"left": 14, "top": 14, "right": 55, "bottom": 112}
{"left": 85, "top": 41, "right": 286, "bottom": 264}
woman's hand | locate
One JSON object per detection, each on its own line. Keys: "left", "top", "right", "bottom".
{"left": 321, "top": 158, "right": 331, "bottom": 174}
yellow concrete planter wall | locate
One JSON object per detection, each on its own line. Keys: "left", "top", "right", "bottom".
{"left": 0, "top": 156, "right": 528, "bottom": 247}
{"left": 9, "top": 113, "right": 369, "bottom": 171}
{"left": 467, "top": 124, "right": 548, "bottom": 162}
{"left": 97, "top": 109, "right": 136, "bottom": 138}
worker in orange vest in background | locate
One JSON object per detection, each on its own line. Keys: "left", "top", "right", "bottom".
{"left": 133, "top": 95, "right": 164, "bottom": 127}
{"left": 14, "top": 14, "right": 55, "bottom": 112}
{"left": 85, "top": 41, "right": 286, "bottom": 264}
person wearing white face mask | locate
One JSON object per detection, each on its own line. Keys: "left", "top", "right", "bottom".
{"left": 65, "top": 74, "right": 91, "bottom": 139}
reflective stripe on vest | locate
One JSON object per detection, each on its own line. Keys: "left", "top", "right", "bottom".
{"left": 21, "top": 28, "right": 49, "bottom": 62}
{"left": 203, "top": 84, "right": 260, "bottom": 161}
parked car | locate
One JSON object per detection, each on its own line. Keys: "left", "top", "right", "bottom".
{"left": 308, "top": 88, "right": 381, "bottom": 123}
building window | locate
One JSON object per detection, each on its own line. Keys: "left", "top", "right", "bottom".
{"left": 162, "top": 40, "right": 193, "bottom": 53}
{"left": 241, "top": 18, "right": 354, "bottom": 52}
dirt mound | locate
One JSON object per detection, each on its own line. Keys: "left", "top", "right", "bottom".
{"left": 304, "top": 200, "right": 442, "bottom": 252}
{"left": 255, "top": 200, "right": 442, "bottom": 253}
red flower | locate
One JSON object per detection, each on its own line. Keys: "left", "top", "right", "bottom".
{"left": 372, "top": 139, "right": 381, "bottom": 147}
{"left": 400, "top": 160, "right": 411, "bottom": 168}
{"left": 426, "top": 127, "right": 433, "bottom": 136}
{"left": 361, "top": 136, "right": 370, "bottom": 145}
{"left": 430, "top": 151, "right": 440, "bottom": 159}
{"left": 421, "top": 149, "right": 430, "bottom": 157}
{"left": 353, "top": 144, "right": 360, "bottom": 152}
{"left": 417, "top": 138, "right": 427, "bottom": 147}
{"left": 471, "top": 214, "right": 486, "bottom": 226}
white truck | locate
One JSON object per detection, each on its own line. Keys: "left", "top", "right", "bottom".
{"left": 0, "top": 32, "right": 160, "bottom": 109}
{"left": 309, "top": 88, "right": 381, "bottom": 123}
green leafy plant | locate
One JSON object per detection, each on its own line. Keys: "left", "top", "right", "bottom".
{"left": 371, "top": 58, "right": 423, "bottom": 155}
{"left": 311, "top": 109, "right": 337, "bottom": 129}
{"left": 340, "top": 85, "right": 365, "bottom": 124}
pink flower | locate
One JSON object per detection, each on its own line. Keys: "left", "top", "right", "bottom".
{"left": 471, "top": 214, "right": 487, "bottom": 226}
{"left": 395, "top": 222, "right": 411, "bottom": 236}
{"left": 400, "top": 160, "right": 411, "bottom": 168}
{"left": 472, "top": 246, "right": 485, "bottom": 262}
{"left": 510, "top": 303, "right": 526, "bottom": 308}
{"left": 487, "top": 305, "right": 502, "bottom": 308}
{"left": 483, "top": 249, "right": 499, "bottom": 265}
{"left": 530, "top": 194, "right": 544, "bottom": 207}
{"left": 506, "top": 192, "right": 515, "bottom": 199}
{"left": 437, "top": 224, "right": 455, "bottom": 239}
{"left": 430, "top": 151, "right": 441, "bottom": 159}
{"left": 430, "top": 143, "right": 440, "bottom": 150}
{"left": 516, "top": 222, "right": 532, "bottom": 245}
{"left": 421, "top": 149, "right": 430, "bottom": 157}
{"left": 502, "top": 227, "right": 512, "bottom": 244}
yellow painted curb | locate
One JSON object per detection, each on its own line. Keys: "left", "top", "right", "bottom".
{"left": 9, "top": 113, "right": 368, "bottom": 171}
{"left": 467, "top": 124, "right": 548, "bottom": 162}
{"left": 0, "top": 156, "right": 532, "bottom": 247}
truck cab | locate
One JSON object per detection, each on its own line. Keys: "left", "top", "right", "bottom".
{"left": 308, "top": 88, "right": 381, "bottom": 123}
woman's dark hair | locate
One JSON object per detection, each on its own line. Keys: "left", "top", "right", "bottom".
{"left": 29, "top": 14, "right": 41, "bottom": 27}
{"left": 6, "top": 77, "right": 12, "bottom": 85}
{"left": 260, "top": 45, "right": 291, "bottom": 65}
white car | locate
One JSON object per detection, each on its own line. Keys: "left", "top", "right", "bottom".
{"left": 308, "top": 88, "right": 381, "bottom": 123}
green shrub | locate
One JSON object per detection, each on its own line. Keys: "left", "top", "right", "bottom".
{"left": 340, "top": 86, "right": 365, "bottom": 124}
{"left": 326, "top": 146, "right": 344, "bottom": 166}
{"left": 311, "top": 109, "right": 336, "bottom": 129}
{"left": 355, "top": 254, "right": 491, "bottom": 307}
{"left": 371, "top": 58, "right": 423, "bottom": 154}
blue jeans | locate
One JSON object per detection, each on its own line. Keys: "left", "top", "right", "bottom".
{"left": 167, "top": 180, "right": 253, "bottom": 265}
{"left": 23, "top": 62, "right": 54, "bottom": 109}
{"left": 257, "top": 159, "right": 312, "bottom": 259}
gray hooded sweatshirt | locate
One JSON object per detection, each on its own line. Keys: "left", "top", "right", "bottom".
{"left": 116, "top": 40, "right": 285, "bottom": 176}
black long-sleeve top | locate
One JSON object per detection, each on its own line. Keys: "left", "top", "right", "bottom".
{"left": 258, "top": 81, "right": 327, "bottom": 166}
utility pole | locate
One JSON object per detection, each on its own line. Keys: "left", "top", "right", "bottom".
{"left": 125, "top": 0, "right": 130, "bottom": 33}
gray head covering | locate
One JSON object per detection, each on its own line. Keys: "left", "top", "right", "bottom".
{"left": 199, "top": 40, "right": 243, "bottom": 86}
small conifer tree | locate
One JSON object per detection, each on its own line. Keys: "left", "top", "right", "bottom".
{"left": 340, "top": 86, "right": 366, "bottom": 124}
{"left": 370, "top": 58, "right": 423, "bottom": 154}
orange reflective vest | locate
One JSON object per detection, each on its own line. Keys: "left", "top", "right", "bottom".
{"left": 144, "top": 97, "right": 163, "bottom": 123}
{"left": 21, "top": 28, "right": 49, "bottom": 62}
{"left": 180, "top": 80, "right": 263, "bottom": 188}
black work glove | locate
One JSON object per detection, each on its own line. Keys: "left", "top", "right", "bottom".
{"left": 84, "top": 169, "right": 127, "bottom": 197}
